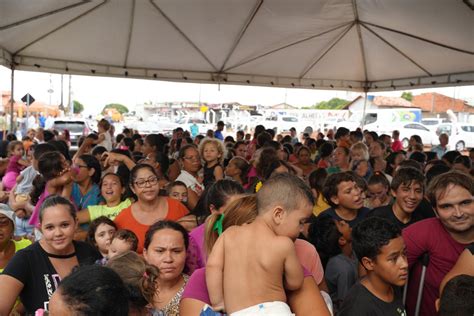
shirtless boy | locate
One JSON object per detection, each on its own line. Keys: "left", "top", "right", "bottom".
{"left": 206, "top": 173, "right": 314, "bottom": 315}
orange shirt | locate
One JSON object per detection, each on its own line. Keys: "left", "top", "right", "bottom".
{"left": 114, "top": 198, "right": 189, "bottom": 253}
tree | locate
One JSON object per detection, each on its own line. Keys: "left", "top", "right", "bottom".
{"left": 401, "top": 92, "right": 413, "bottom": 101}
{"left": 102, "top": 103, "right": 129, "bottom": 115}
{"left": 312, "top": 97, "right": 350, "bottom": 110}
{"left": 73, "top": 100, "right": 84, "bottom": 114}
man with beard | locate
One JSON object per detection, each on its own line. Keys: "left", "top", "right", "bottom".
{"left": 402, "top": 171, "right": 474, "bottom": 316}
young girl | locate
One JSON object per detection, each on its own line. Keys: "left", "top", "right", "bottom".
{"left": 28, "top": 152, "right": 72, "bottom": 232}
{"left": 86, "top": 216, "right": 117, "bottom": 258}
{"left": 92, "top": 119, "right": 112, "bottom": 151}
{"left": 199, "top": 138, "right": 225, "bottom": 188}
{"left": 366, "top": 172, "right": 392, "bottom": 209}
{"left": 224, "top": 156, "right": 250, "bottom": 187}
{"left": 2, "top": 141, "right": 30, "bottom": 191}
{"left": 77, "top": 173, "right": 132, "bottom": 224}
{"left": 308, "top": 168, "right": 329, "bottom": 216}
{"left": 350, "top": 142, "right": 372, "bottom": 180}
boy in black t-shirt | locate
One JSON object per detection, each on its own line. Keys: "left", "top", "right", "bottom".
{"left": 369, "top": 167, "right": 424, "bottom": 229}
{"left": 339, "top": 217, "right": 408, "bottom": 316}
{"left": 320, "top": 171, "right": 370, "bottom": 227}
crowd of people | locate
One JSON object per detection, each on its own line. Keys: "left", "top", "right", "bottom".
{"left": 0, "top": 119, "right": 472, "bottom": 316}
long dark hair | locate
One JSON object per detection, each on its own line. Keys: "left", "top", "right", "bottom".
{"left": 30, "top": 152, "right": 66, "bottom": 205}
{"left": 78, "top": 154, "right": 102, "bottom": 184}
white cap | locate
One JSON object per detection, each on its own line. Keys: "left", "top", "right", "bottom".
{"left": 0, "top": 204, "right": 15, "bottom": 228}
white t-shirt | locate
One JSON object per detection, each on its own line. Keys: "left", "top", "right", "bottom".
{"left": 98, "top": 132, "right": 112, "bottom": 151}
{"left": 15, "top": 166, "right": 39, "bottom": 194}
{"left": 176, "top": 170, "right": 204, "bottom": 195}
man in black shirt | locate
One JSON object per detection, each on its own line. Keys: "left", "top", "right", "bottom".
{"left": 369, "top": 167, "right": 424, "bottom": 229}
{"left": 339, "top": 217, "right": 408, "bottom": 316}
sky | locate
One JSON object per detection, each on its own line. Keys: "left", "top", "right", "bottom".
{"left": 1, "top": 66, "right": 473, "bottom": 116}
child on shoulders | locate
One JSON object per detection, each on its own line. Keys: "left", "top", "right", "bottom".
{"left": 206, "top": 173, "right": 314, "bottom": 315}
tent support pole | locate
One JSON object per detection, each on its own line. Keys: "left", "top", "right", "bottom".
{"left": 360, "top": 90, "right": 368, "bottom": 130}
{"left": 9, "top": 65, "right": 15, "bottom": 136}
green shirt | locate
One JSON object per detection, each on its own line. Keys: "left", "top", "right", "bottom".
{"left": 0, "top": 239, "right": 32, "bottom": 273}
{"left": 87, "top": 198, "right": 132, "bottom": 221}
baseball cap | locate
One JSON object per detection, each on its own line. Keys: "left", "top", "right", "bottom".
{"left": 0, "top": 204, "right": 15, "bottom": 227}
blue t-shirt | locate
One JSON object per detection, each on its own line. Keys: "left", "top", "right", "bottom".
{"left": 71, "top": 183, "right": 103, "bottom": 210}
{"left": 71, "top": 183, "right": 103, "bottom": 230}
{"left": 214, "top": 130, "right": 224, "bottom": 140}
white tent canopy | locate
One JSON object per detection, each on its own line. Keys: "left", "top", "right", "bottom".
{"left": 1, "top": 0, "right": 473, "bottom": 92}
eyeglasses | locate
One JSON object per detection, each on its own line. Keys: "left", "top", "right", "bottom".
{"left": 73, "top": 164, "right": 89, "bottom": 169}
{"left": 183, "top": 156, "right": 200, "bottom": 161}
{"left": 134, "top": 176, "right": 159, "bottom": 188}
{"left": 0, "top": 217, "right": 12, "bottom": 227}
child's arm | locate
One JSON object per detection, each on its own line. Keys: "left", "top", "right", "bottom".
{"left": 102, "top": 152, "right": 136, "bottom": 170}
{"left": 17, "top": 158, "right": 30, "bottom": 167}
{"left": 15, "top": 174, "right": 24, "bottom": 184}
{"left": 47, "top": 169, "right": 73, "bottom": 195}
{"left": 214, "top": 165, "right": 224, "bottom": 181}
{"left": 61, "top": 180, "right": 73, "bottom": 199}
{"left": 89, "top": 133, "right": 105, "bottom": 146}
{"left": 206, "top": 232, "right": 226, "bottom": 312}
{"left": 73, "top": 137, "right": 94, "bottom": 161}
{"left": 281, "top": 238, "right": 305, "bottom": 291}
{"left": 77, "top": 208, "right": 91, "bottom": 224}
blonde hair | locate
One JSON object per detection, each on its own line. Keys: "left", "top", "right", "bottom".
{"left": 350, "top": 141, "right": 369, "bottom": 161}
{"left": 205, "top": 194, "right": 257, "bottom": 255}
{"left": 199, "top": 138, "right": 225, "bottom": 164}
{"left": 106, "top": 251, "right": 159, "bottom": 309}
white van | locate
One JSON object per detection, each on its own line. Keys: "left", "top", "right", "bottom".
{"left": 434, "top": 123, "right": 474, "bottom": 151}
{"left": 264, "top": 115, "right": 299, "bottom": 134}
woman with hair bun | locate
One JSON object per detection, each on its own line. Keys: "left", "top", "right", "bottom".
{"left": 107, "top": 251, "right": 160, "bottom": 315}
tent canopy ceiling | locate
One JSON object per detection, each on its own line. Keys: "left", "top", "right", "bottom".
{"left": 1, "top": 0, "right": 473, "bottom": 92}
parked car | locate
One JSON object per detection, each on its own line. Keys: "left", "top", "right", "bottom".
{"left": 264, "top": 115, "right": 300, "bottom": 134}
{"left": 421, "top": 118, "right": 450, "bottom": 133}
{"left": 387, "top": 122, "right": 434, "bottom": 149}
{"left": 53, "top": 118, "right": 91, "bottom": 149}
{"left": 434, "top": 123, "right": 474, "bottom": 151}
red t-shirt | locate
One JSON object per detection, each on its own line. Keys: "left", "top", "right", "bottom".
{"left": 391, "top": 140, "right": 403, "bottom": 152}
{"left": 402, "top": 218, "right": 467, "bottom": 316}
{"left": 114, "top": 198, "right": 188, "bottom": 253}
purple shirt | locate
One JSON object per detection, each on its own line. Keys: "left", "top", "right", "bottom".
{"left": 6, "top": 155, "right": 23, "bottom": 174}
{"left": 186, "top": 224, "right": 206, "bottom": 274}
{"left": 28, "top": 188, "right": 49, "bottom": 227}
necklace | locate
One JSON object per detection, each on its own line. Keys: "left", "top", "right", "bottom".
{"left": 44, "top": 251, "right": 76, "bottom": 259}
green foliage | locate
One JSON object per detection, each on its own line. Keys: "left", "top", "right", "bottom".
{"left": 401, "top": 92, "right": 413, "bottom": 101}
{"left": 102, "top": 103, "right": 129, "bottom": 115}
{"left": 310, "top": 98, "right": 350, "bottom": 110}
{"left": 73, "top": 100, "right": 84, "bottom": 114}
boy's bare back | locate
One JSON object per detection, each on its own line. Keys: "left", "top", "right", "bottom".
{"left": 211, "top": 219, "right": 302, "bottom": 314}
